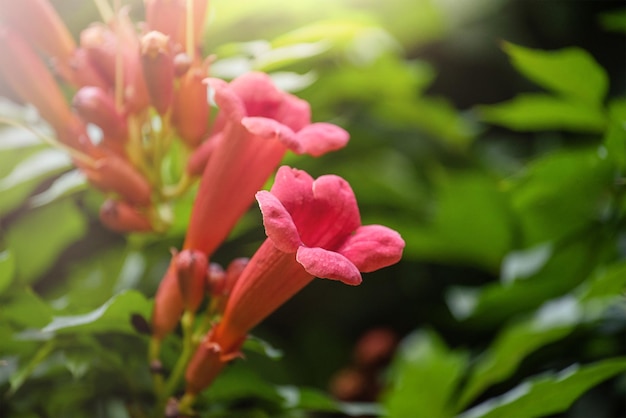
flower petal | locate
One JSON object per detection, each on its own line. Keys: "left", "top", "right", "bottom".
{"left": 256, "top": 190, "right": 301, "bottom": 253}
{"left": 296, "top": 246, "right": 362, "bottom": 285}
{"left": 304, "top": 174, "right": 361, "bottom": 249}
{"left": 242, "top": 117, "right": 301, "bottom": 152}
{"left": 337, "top": 225, "right": 405, "bottom": 272}
{"left": 206, "top": 77, "right": 246, "bottom": 122}
{"left": 296, "top": 123, "right": 350, "bottom": 157}
{"left": 270, "top": 166, "right": 315, "bottom": 215}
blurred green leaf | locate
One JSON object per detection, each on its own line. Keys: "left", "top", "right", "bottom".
{"left": 8, "top": 340, "right": 56, "bottom": 396}
{"left": 604, "top": 99, "right": 626, "bottom": 169}
{"left": 599, "top": 9, "right": 626, "bottom": 34}
{"left": 0, "top": 149, "right": 72, "bottom": 216}
{"left": 41, "top": 290, "right": 152, "bottom": 335}
{"left": 459, "top": 358, "right": 626, "bottom": 418}
{"left": 502, "top": 42, "right": 608, "bottom": 106}
{"left": 244, "top": 335, "right": 284, "bottom": 360}
{"left": 383, "top": 330, "right": 467, "bottom": 418}
{"left": 478, "top": 94, "right": 606, "bottom": 133}
{"left": 457, "top": 296, "right": 584, "bottom": 410}
{"left": 0, "top": 249, "right": 15, "bottom": 295}
{"left": 400, "top": 171, "right": 513, "bottom": 269}
{"left": 5, "top": 198, "right": 87, "bottom": 284}
{"left": 29, "top": 169, "right": 87, "bottom": 208}
{"left": 509, "top": 147, "right": 612, "bottom": 246}
{"left": 500, "top": 243, "right": 552, "bottom": 285}
{"left": 1, "top": 287, "right": 53, "bottom": 330}
{"left": 580, "top": 261, "right": 626, "bottom": 302}
{"left": 457, "top": 238, "right": 599, "bottom": 327}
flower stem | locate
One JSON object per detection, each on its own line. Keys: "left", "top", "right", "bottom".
{"left": 164, "top": 310, "right": 196, "bottom": 398}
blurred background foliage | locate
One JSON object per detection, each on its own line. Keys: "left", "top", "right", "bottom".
{"left": 1, "top": 0, "right": 625, "bottom": 417}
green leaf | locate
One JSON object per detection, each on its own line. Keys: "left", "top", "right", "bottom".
{"left": 383, "top": 330, "right": 467, "bottom": 418}
{"left": 510, "top": 147, "right": 612, "bottom": 246}
{"left": 502, "top": 42, "right": 608, "bottom": 106}
{"left": 278, "top": 385, "right": 382, "bottom": 416}
{"left": 2, "top": 287, "right": 54, "bottom": 329}
{"left": 5, "top": 198, "right": 87, "bottom": 284}
{"left": 579, "top": 261, "right": 626, "bottom": 302}
{"left": 8, "top": 340, "right": 56, "bottom": 396}
{"left": 0, "top": 249, "right": 16, "bottom": 295}
{"left": 41, "top": 290, "right": 152, "bottom": 335}
{"left": 400, "top": 171, "right": 513, "bottom": 270}
{"left": 599, "top": 9, "right": 626, "bottom": 34}
{"left": 478, "top": 94, "right": 606, "bottom": 133}
{"left": 0, "top": 149, "right": 72, "bottom": 216}
{"left": 457, "top": 296, "right": 583, "bottom": 409}
{"left": 244, "top": 335, "right": 284, "bottom": 360}
{"left": 459, "top": 358, "right": 626, "bottom": 418}
{"left": 604, "top": 99, "right": 626, "bottom": 169}
{"left": 500, "top": 243, "right": 552, "bottom": 285}
{"left": 29, "top": 169, "right": 88, "bottom": 208}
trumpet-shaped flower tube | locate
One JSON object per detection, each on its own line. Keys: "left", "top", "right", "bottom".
{"left": 184, "top": 166, "right": 405, "bottom": 394}
{"left": 152, "top": 72, "right": 349, "bottom": 339}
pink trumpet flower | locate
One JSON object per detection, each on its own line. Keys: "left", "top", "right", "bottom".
{"left": 184, "top": 166, "right": 405, "bottom": 394}
{"left": 152, "top": 72, "right": 349, "bottom": 339}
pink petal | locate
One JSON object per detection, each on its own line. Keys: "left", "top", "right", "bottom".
{"left": 275, "top": 93, "right": 311, "bottom": 132}
{"left": 242, "top": 117, "right": 302, "bottom": 152}
{"left": 229, "top": 72, "right": 283, "bottom": 118}
{"left": 296, "top": 246, "right": 362, "bottom": 285}
{"left": 206, "top": 77, "right": 247, "bottom": 122}
{"left": 270, "top": 166, "right": 315, "bottom": 215}
{"left": 256, "top": 190, "right": 301, "bottom": 253}
{"left": 296, "top": 123, "right": 350, "bottom": 157}
{"left": 302, "top": 174, "right": 361, "bottom": 249}
{"left": 337, "top": 225, "right": 405, "bottom": 272}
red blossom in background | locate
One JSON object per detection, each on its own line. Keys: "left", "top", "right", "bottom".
{"left": 184, "top": 166, "right": 405, "bottom": 395}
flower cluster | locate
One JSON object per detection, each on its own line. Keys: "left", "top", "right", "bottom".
{"left": 0, "top": 0, "right": 211, "bottom": 233}
{"left": 0, "top": 0, "right": 405, "bottom": 414}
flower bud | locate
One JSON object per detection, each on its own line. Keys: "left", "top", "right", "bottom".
{"left": 208, "top": 258, "right": 248, "bottom": 314}
{"left": 140, "top": 31, "right": 174, "bottom": 115}
{"left": 80, "top": 24, "right": 117, "bottom": 85}
{"left": 173, "top": 52, "right": 192, "bottom": 77}
{"left": 0, "top": 28, "right": 80, "bottom": 146}
{"left": 0, "top": 0, "right": 76, "bottom": 62}
{"left": 144, "top": 0, "right": 185, "bottom": 48}
{"left": 73, "top": 86, "right": 128, "bottom": 140}
{"left": 175, "top": 249, "right": 208, "bottom": 312}
{"left": 172, "top": 63, "right": 209, "bottom": 147}
{"left": 62, "top": 48, "right": 110, "bottom": 89}
{"left": 82, "top": 154, "right": 152, "bottom": 206}
{"left": 99, "top": 199, "right": 153, "bottom": 232}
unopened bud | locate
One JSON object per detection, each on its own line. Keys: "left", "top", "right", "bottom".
{"left": 0, "top": 0, "right": 76, "bottom": 62}
{"left": 99, "top": 199, "right": 152, "bottom": 233}
{"left": 208, "top": 258, "right": 248, "bottom": 314}
{"left": 144, "top": 0, "right": 185, "bottom": 48}
{"left": 175, "top": 249, "right": 208, "bottom": 312}
{"left": 85, "top": 155, "right": 152, "bottom": 206}
{"left": 173, "top": 52, "right": 192, "bottom": 77}
{"left": 80, "top": 24, "right": 117, "bottom": 85}
{"left": 73, "top": 86, "right": 128, "bottom": 140}
{"left": 172, "top": 64, "right": 209, "bottom": 147}
{"left": 0, "top": 28, "right": 77, "bottom": 144}
{"left": 141, "top": 31, "right": 174, "bottom": 115}
{"left": 353, "top": 328, "right": 397, "bottom": 370}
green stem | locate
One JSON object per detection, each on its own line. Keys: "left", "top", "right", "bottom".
{"left": 164, "top": 310, "right": 196, "bottom": 398}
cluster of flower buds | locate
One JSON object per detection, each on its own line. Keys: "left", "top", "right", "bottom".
{"left": 0, "top": 0, "right": 210, "bottom": 233}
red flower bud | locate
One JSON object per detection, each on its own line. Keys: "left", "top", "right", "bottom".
{"left": 140, "top": 31, "right": 175, "bottom": 115}
{"left": 172, "top": 63, "right": 209, "bottom": 147}
{"left": 80, "top": 24, "right": 117, "bottom": 85}
{"left": 175, "top": 249, "right": 208, "bottom": 312}
{"left": 186, "top": 133, "right": 219, "bottom": 176}
{"left": 73, "top": 86, "right": 128, "bottom": 140}
{"left": 173, "top": 52, "right": 192, "bottom": 77}
{"left": 99, "top": 199, "right": 153, "bottom": 233}
{"left": 0, "top": 0, "right": 76, "bottom": 62}
{"left": 81, "top": 154, "right": 152, "bottom": 206}
{"left": 0, "top": 28, "right": 82, "bottom": 147}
